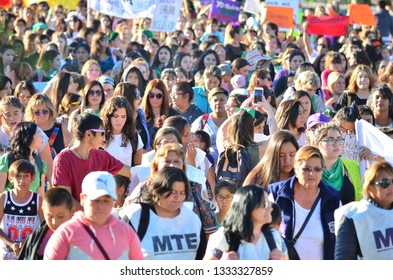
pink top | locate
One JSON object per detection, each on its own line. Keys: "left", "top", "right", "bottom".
{"left": 44, "top": 211, "right": 143, "bottom": 260}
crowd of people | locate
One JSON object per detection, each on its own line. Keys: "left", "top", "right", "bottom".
{"left": 0, "top": 0, "right": 393, "bottom": 260}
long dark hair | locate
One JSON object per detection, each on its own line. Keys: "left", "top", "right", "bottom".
{"left": 80, "top": 80, "right": 105, "bottom": 112}
{"left": 223, "top": 185, "right": 268, "bottom": 243}
{"left": 9, "top": 122, "right": 38, "bottom": 161}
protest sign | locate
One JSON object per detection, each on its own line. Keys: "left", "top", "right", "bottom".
{"left": 89, "top": 0, "right": 155, "bottom": 19}
{"left": 243, "top": 0, "right": 262, "bottom": 15}
{"left": 307, "top": 15, "right": 349, "bottom": 37}
{"left": 265, "top": 0, "right": 300, "bottom": 23}
{"left": 209, "top": 0, "right": 242, "bottom": 23}
{"left": 265, "top": 6, "right": 294, "bottom": 29}
{"left": 151, "top": 0, "right": 182, "bottom": 32}
{"left": 348, "top": 4, "right": 376, "bottom": 26}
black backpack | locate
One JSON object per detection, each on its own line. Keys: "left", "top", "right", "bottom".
{"left": 215, "top": 145, "right": 251, "bottom": 189}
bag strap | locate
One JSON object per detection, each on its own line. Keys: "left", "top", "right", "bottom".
{"left": 262, "top": 226, "right": 277, "bottom": 251}
{"left": 48, "top": 122, "right": 61, "bottom": 146}
{"left": 200, "top": 114, "right": 209, "bottom": 130}
{"left": 136, "top": 202, "right": 150, "bottom": 241}
{"left": 81, "top": 224, "right": 110, "bottom": 260}
{"left": 293, "top": 193, "right": 321, "bottom": 242}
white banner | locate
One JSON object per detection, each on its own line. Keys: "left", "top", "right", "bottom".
{"left": 89, "top": 0, "right": 156, "bottom": 19}
{"left": 243, "top": 0, "right": 262, "bottom": 15}
{"left": 150, "top": 0, "right": 182, "bottom": 32}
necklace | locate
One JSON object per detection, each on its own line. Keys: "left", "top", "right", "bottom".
{"left": 74, "top": 148, "right": 86, "bottom": 160}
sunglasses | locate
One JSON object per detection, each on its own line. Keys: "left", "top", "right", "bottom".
{"left": 372, "top": 178, "right": 393, "bottom": 189}
{"left": 301, "top": 167, "right": 324, "bottom": 173}
{"left": 33, "top": 109, "right": 50, "bottom": 116}
{"left": 89, "top": 129, "right": 105, "bottom": 136}
{"left": 88, "top": 90, "right": 103, "bottom": 96}
{"left": 149, "top": 92, "right": 163, "bottom": 99}
{"left": 71, "top": 101, "right": 81, "bottom": 106}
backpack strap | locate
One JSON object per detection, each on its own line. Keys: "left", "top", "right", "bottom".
{"left": 134, "top": 202, "right": 150, "bottom": 241}
{"left": 33, "top": 153, "right": 44, "bottom": 187}
{"left": 48, "top": 122, "right": 61, "bottom": 146}
{"left": 262, "top": 226, "right": 277, "bottom": 252}
{"left": 200, "top": 114, "right": 209, "bottom": 130}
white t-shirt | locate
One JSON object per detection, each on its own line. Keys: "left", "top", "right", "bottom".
{"left": 293, "top": 200, "right": 324, "bottom": 260}
{"left": 104, "top": 133, "right": 143, "bottom": 166}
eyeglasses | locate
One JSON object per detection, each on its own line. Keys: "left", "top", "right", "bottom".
{"left": 339, "top": 126, "right": 355, "bottom": 134}
{"left": 33, "top": 109, "right": 50, "bottom": 116}
{"left": 18, "top": 95, "right": 31, "bottom": 100}
{"left": 372, "top": 178, "right": 393, "bottom": 189}
{"left": 70, "top": 101, "right": 81, "bottom": 106}
{"left": 88, "top": 90, "right": 103, "bottom": 96}
{"left": 89, "top": 129, "right": 105, "bottom": 136}
{"left": 320, "top": 137, "right": 345, "bottom": 146}
{"left": 216, "top": 195, "right": 233, "bottom": 202}
{"left": 149, "top": 92, "right": 163, "bottom": 99}
{"left": 301, "top": 167, "right": 324, "bottom": 173}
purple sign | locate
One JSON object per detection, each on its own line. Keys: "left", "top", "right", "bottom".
{"left": 209, "top": 0, "right": 241, "bottom": 23}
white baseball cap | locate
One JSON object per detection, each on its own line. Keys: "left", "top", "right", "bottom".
{"left": 82, "top": 171, "right": 117, "bottom": 200}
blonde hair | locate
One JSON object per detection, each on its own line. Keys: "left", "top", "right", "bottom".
{"left": 81, "top": 59, "right": 102, "bottom": 78}
{"left": 327, "top": 71, "right": 345, "bottom": 94}
{"left": 295, "top": 70, "right": 321, "bottom": 90}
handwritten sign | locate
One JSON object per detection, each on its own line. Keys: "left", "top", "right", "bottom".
{"left": 307, "top": 15, "right": 349, "bottom": 37}
{"left": 151, "top": 0, "right": 182, "bottom": 32}
{"left": 243, "top": 0, "right": 262, "bottom": 15}
{"left": 265, "top": 0, "right": 300, "bottom": 23}
{"left": 210, "top": 0, "right": 242, "bottom": 23}
{"left": 348, "top": 4, "right": 376, "bottom": 26}
{"left": 265, "top": 6, "right": 294, "bottom": 29}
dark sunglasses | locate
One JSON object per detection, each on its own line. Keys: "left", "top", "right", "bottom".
{"left": 33, "top": 109, "right": 50, "bottom": 116}
{"left": 148, "top": 92, "right": 163, "bottom": 99}
{"left": 372, "top": 178, "right": 393, "bottom": 189}
{"left": 88, "top": 90, "right": 103, "bottom": 96}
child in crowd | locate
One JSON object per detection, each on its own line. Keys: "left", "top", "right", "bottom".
{"left": 0, "top": 159, "right": 43, "bottom": 260}
{"left": 112, "top": 174, "right": 130, "bottom": 218}
{"left": 214, "top": 179, "right": 236, "bottom": 227}
{"left": 18, "top": 187, "right": 73, "bottom": 259}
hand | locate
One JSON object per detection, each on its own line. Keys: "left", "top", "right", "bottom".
{"left": 240, "top": 94, "right": 254, "bottom": 109}
{"left": 10, "top": 242, "right": 20, "bottom": 255}
{"left": 186, "top": 144, "right": 197, "bottom": 166}
{"left": 359, "top": 146, "right": 374, "bottom": 161}
{"left": 220, "top": 251, "right": 239, "bottom": 260}
{"left": 269, "top": 248, "right": 285, "bottom": 260}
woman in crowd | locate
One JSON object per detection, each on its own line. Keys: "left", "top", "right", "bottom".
{"left": 336, "top": 64, "right": 375, "bottom": 110}
{"left": 268, "top": 146, "right": 341, "bottom": 260}
{"left": 312, "top": 123, "right": 362, "bottom": 204}
{"left": 81, "top": 59, "right": 102, "bottom": 82}
{"left": 335, "top": 160, "right": 393, "bottom": 260}
{"left": 290, "top": 90, "right": 314, "bottom": 122}
{"left": 195, "top": 50, "right": 219, "bottom": 73}
{"left": 24, "top": 94, "right": 71, "bottom": 156}
{"left": 4, "top": 62, "right": 33, "bottom": 90}
{"left": 224, "top": 23, "right": 247, "bottom": 62}
{"left": 0, "top": 121, "right": 46, "bottom": 198}
{"left": 100, "top": 96, "right": 143, "bottom": 167}
{"left": 120, "top": 66, "right": 146, "bottom": 96}
{"left": 173, "top": 52, "right": 193, "bottom": 80}
{"left": 213, "top": 179, "right": 236, "bottom": 227}
{"left": 247, "top": 69, "right": 273, "bottom": 93}
{"left": 150, "top": 45, "right": 173, "bottom": 79}
{"left": 367, "top": 85, "right": 393, "bottom": 128}
{"left": 120, "top": 166, "right": 204, "bottom": 260}
{"left": 324, "top": 71, "right": 346, "bottom": 109}
{"left": 161, "top": 68, "right": 177, "bottom": 94}
{"left": 13, "top": 80, "right": 36, "bottom": 109}
{"left": 204, "top": 185, "right": 287, "bottom": 260}
{"left": 0, "top": 75, "right": 12, "bottom": 99}
{"left": 244, "top": 130, "right": 299, "bottom": 188}
{"left": 91, "top": 32, "right": 115, "bottom": 74}
{"left": 224, "top": 93, "right": 248, "bottom": 117}
{"left": 211, "top": 43, "right": 227, "bottom": 65}
{"left": 73, "top": 43, "right": 90, "bottom": 73}
{"left": 33, "top": 50, "right": 61, "bottom": 82}
{"left": 47, "top": 71, "right": 79, "bottom": 113}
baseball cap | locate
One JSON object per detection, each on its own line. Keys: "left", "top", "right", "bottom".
{"left": 307, "top": 113, "right": 330, "bottom": 129}
{"left": 98, "top": 76, "right": 115, "bottom": 86}
{"left": 81, "top": 171, "right": 117, "bottom": 200}
{"left": 218, "top": 64, "right": 233, "bottom": 75}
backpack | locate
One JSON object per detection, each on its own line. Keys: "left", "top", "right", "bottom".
{"left": 215, "top": 145, "right": 252, "bottom": 189}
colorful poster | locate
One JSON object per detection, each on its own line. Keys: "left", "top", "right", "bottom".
{"left": 151, "top": 0, "right": 182, "bottom": 32}
{"left": 209, "top": 0, "right": 242, "bottom": 23}
{"left": 307, "top": 15, "right": 349, "bottom": 37}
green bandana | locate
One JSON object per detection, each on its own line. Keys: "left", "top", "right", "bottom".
{"left": 322, "top": 160, "right": 344, "bottom": 191}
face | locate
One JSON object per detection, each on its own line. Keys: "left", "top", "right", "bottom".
{"left": 279, "top": 141, "right": 297, "bottom": 175}
{"left": 203, "top": 53, "right": 217, "bottom": 68}
{"left": 102, "top": 83, "right": 114, "bottom": 101}
{"left": 360, "top": 112, "right": 373, "bottom": 124}
{"left": 158, "top": 48, "right": 171, "bottom": 64}
{"left": 157, "top": 181, "right": 186, "bottom": 213}
{"left": 110, "top": 107, "right": 127, "bottom": 135}
{"left": 87, "top": 85, "right": 103, "bottom": 107}
{"left": 31, "top": 128, "right": 44, "bottom": 150}
{"left": 317, "top": 129, "right": 343, "bottom": 161}
{"left": 209, "top": 93, "right": 227, "bottom": 114}
{"left": 204, "top": 76, "right": 220, "bottom": 91}
{"left": 81, "top": 194, "right": 113, "bottom": 226}
{"left": 122, "top": 57, "right": 132, "bottom": 70}
{"left": 157, "top": 151, "right": 184, "bottom": 170}
{"left": 136, "top": 64, "right": 149, "bottom": 81}
{"left": 287, "top": 76, "right": 294, "bottom": 88}
{"left": 67, "top": 77, "right": 78, "bottom": 94}
{"left": 56, "top": 37, "right": 66, "bottom": 52}
{"left": 289, "top": 55, "right": 304, "bottom": 71}
{"left": 332, "top": 77, "right": 345, "bottom": 95}
{"left": 1, "top": 105, "right": 22, "bottom": 130}
{"left": 317, "top": 38, "right": 328, "bottom": 54}
{"left": 16, "top": 89, "right": 32, "bottom": 107}
{"left": 126, "top": 72, "right": 139, "bottom": 86}
{"left": 214, "top": 46, "right": 226, "bottom": 63}
{"left": 76, "top": 48, "right": 89, "bottom": 64}
{"left": 180, "top": 56, "right": 192, "bottom": 73}
{"left": 175, "top": 70, "right": 186, "bottom": 82}
{"left": 182, "top": 124, "right": 191, "bottom": 147}
{"left": 148, "top": 86, "right": 164, "bottom": 109}
{"left": 42, "top": 202, "right": 72, "bottom": 231}
{"left": 266, "top": 38, "right": 277, "bottom": 52}
{"left": 369, "top": 170, "right": 393, "bottom": 209}
{"left": 2, "top": 49, "right": 15, "bottom": 66}
{"left": 32, "top": 104, "right": 50, "bottom": 126}
{"left": 156, "top": 134, "right": 179, "bottom": 150}
{"left": 251, "top": 193, "right": 272, "bottom": 225}
{"left": 87, "top": 64, "right": 101, "bottom": 81}
{"left": 295, "top": 157, "right": 324, "bottom": 189}
{"left": 237, "top": 65, "right": 250, "bottom": 78}
{"left": 0, "top": 81, "right": 12, "bottom": 98}
{"left": 163, "top": 74, "right": 176, "bottom": 92}
{"left": 381, "top": 48, "right": 391, "bottom": 60}
{"left": 171, "top": 86, "right": 188, "bottom": 109}
{"left": 336, "top": 120, "right": 355, "bottom": 136}
{"left": 225, "top": 98, "right": 239, "bottom": 117}
{"left": 356, "top": 70, "right": 370, "bottom": 90}
{"left": 372, "top": 91, "right": 389, "bottom": 112}
{"left": 297, "top": 96, "right": 311, "bottom": 120}
{"left": 216, "top": 188, "right": 233, "bottom": 213}
{"left": 120, "top": 27, "right": 131, "bottom": 42}
{"left": 50, "top": 55, "right": 61, "bottom": 71}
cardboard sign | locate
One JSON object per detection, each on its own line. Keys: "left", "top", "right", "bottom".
{"left": 209, "top": 0, "right": 242, "bottom": 23}
{"left": 307, "top": 15, "right": 349, "bottom": 37}
{"left": 151, "top": 0, "right": 182, "bottom": 32}
{"left": 348, "top": 4, "right": 376, "bottom": 26}
{"left": 265, "top": 0, "right": 300, "bottom": 23}
{"left": 265, "top": 6, "right": 294, "bottom": 29}
{"left": 243, "top": 0, "right": 261, "bottom": 15}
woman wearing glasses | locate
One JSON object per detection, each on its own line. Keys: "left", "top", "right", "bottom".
{"left": 24, "top": 94, "right": 71, "bottom": 156}
{"left": 268, "top": 146, "right": 341, "bottom": 260}
{"left": 141, "top": 79, "right": 178, "bottom": 149}
{"left": 335, "top": 161, "right": 393, "bottom": 259}
{"left": 204, "top": 185, "right": 287, "bottom": 260}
